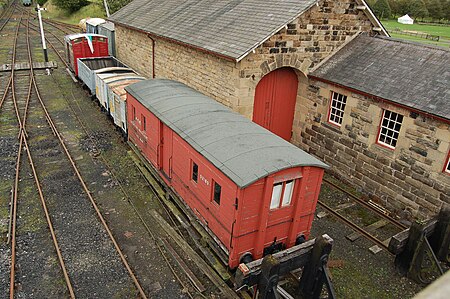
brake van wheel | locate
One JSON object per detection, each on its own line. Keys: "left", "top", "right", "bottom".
{"left": 295, "top": 235, "right": 306, "bottom": 245}
{"left": 239, "top": 252, "right": 253, "bottom": 264}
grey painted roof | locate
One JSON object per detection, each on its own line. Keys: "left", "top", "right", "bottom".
{"left": 109, "top": 0, "right": 317, "bottom": 61}
{"left": 126, "top": 79, "right": 327, "bottom": 188}
{"left": 311, "top": 35, "right": 450, "bottom": 120}
{"left": 99, "top": 21, "right": 115, "bottom": 31}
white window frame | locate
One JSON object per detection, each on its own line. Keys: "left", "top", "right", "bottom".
{"left": 270, "top": 183, "right": 283, "bottom": 209}
{"left": 328, "top": 91, "right": 347, "bottom": 126}
{"left": 445, "top": 153, "right": 450, "bottom": 174}
{"left": 270, "top": 180, "right": 295, "bottom": 210}
{"left": 378, "top": 110, "right": 403, "bottom": 149}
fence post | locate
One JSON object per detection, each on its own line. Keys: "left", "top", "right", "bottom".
{"left": 298, "top": 235, "right": 333, "bottom": 299}
{"left": 429, "top": 205, "right": 450, "bottom": 264}
{"left": 257, "top": 255, "right": 280, "bottom": 299}
{"left": 395, "top": 221, "right": 424, "bottom": 275}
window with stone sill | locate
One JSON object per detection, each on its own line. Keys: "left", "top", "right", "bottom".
{"left": 328, "top": 91, "right": 347, "bottom": 126}
{"left": 377, "top": 110, "right": 403, "bottom": 149}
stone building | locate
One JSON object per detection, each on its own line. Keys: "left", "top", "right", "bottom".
{"left": 109, "top": 0, "right": 449, "bottom": 219}
{"left": 307, "top": 35, "right": 450, "bottom": 219}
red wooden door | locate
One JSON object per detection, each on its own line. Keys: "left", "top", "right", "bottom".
{"left": 160, "top": 124, "right": 173, "bottom": 179}
{"left": 253, "top": 68, "right": 298, "bottom": 141}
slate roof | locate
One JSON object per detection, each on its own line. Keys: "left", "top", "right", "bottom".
{"left": 126, "top": 79, "right": 327, "bottom": 188}
{"left": 311, "top": 35, "right": 450, "bottom": 120}
{"left": 109, "top": 0, "right": 317, "bottom": 61}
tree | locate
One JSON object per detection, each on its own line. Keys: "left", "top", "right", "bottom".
{"left": 425, "top": 0, "right": 443, "bottom": 20}
{"left": 108, "top": 0, "right": 133, "bottom": 14}
{"left": 395, "top": 0, "right": 410, "bottom": 16}
{"left": 373, "top": 0, "right": 392, "bottom": 19}
{"left": 53, "top": 0, "right": 89, "bottom": 13}
{"left": 388, "top": 0, "right": 400, "bottom": 16}
{"left": 440, "top": 0, "right": 450, "bottom": 20}
{"left": 409, "top": 0, "right": 429, "bottom": 19}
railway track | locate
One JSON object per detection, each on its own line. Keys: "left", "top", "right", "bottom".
{"left": 0, "top": 0, "right": 15, "bottom": 32}
{"left": 2, "top": 4, "right": 416, "bottom": 298}
{"left": 316, "top": 176, "right": 409, "bottom": 253}
{"left": 2, "top": 5, "right": 147, "bottom": 298}
{"left": 2, "top": 4, "right": 236, "bottom": 298}
{"left": 26, "top": 11, "right": 412, "bottom": 295}
{"left": 32, "top": 15, "right": 240, "bottom": 298}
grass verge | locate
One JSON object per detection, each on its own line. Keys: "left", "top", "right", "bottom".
{"left": 42, "top": 0, "right": 106, "bottom": 25}
{"left": 382, "top": 19, "right": 450, "bottom": 48}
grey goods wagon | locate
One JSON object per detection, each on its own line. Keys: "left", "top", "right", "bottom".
{"left": 77, "top": 56, "right": 130, "bottom": 95}
{"left": 98, "top": 21, "right": 116, "bottom": 57}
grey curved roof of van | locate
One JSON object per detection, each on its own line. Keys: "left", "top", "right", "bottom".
{"left": 125, "top": 79, "right": 327, "bottom": 188}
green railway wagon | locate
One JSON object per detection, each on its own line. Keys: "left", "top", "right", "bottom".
{"left": 22, "top": 0, "right": 32, "bottom": 6}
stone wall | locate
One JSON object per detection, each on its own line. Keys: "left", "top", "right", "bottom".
{"left": 115, "top": 26, "right": 153, "bottom": 78}
{"left": 113, "top": 0, "right": 450, "bottom": 218}
{"left": 235, "top": 0, "right": 375, "bottom": 117}
{"left": 115, "top": 0, "right": 376, "bottom": 116}
{"left": 298, "top": 79, "right": 450, "bottom": 219}
{"left": 115, "top": 26, "right": 240, "bottom": 108}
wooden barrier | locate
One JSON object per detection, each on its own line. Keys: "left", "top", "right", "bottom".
{"left": 389, "top": 205, "right": 449, "bottom": 285}
{"left": 235, "top": 234, "right": 336, "bottom": 299}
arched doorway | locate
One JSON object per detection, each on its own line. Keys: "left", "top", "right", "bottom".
{"left": 252, "top": 68, "right": 298, "bottom": 141}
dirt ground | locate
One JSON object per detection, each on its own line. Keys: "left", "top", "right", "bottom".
{"left": 311, "top": 182, "right": 425, "bottom": 299}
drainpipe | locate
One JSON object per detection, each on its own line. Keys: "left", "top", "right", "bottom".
{"left": 147, "top": 35, "right": 156, "bottom": 78}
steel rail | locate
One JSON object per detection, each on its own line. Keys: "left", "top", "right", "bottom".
{"left": 9, "top": 134, "right": 23, "bottom": 299}
{"left": 26, "top": 19, "right": 65, "bottom": 45}
{"left": 8, "top": 11, "right": 25, "bottom": 299}
{"left": 44, "top": 18, "right": 80, "bottom": 31}
{"left": 33, "top": 20, "right": 232, "bottom": 298}
{"left": 58, "top": 88, "right": 198, "bottom": 299}
{"left": 0, "top": 77, "right": 12, "bottom": 109}
{"left": 318, "top": 200, "right": 392, "bottom": 253}
{"left": 30, "top": 56, "right": 148, "bottom": 299}
{"left": 35, "top": 25, "right": 209, "bottom": 297}
{"left": 23, "top": 15, "right": 76, "bottom": 298}
{"left": 16, "top": 5, "right": 79, "bottom": 34}
{"left": 42, "top": 18, "right": 74, "bottom": 35}
{"left": 323, "top": 178, "right": 407, "bottom": 230}
{"left": 0, "top": 0, "right": 15, "bottom": 32}
{"left": 17, "top": 13, "right": 147, "bottom": 298}
{"left": 10, "top": 12, "right": 27, "bottom": 138}
{"left": 25, "top": 21, "right": 70, "bottom": 69}
{"left": 20, "top": 131, "right": 77, "bottom": 298}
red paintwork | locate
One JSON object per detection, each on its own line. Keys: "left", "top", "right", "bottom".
{"left": 253, "top": 68, "right": 298, "bottom": 141}
{"left": 127, "top": 93, "right": 324, "bottom": 268}
{"left": 66, "top": 35, "right": 109, "bottom": 76}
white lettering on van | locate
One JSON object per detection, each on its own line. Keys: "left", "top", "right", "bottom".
{"left": 200, "top": 174, "right": 210, "bottom": 186}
